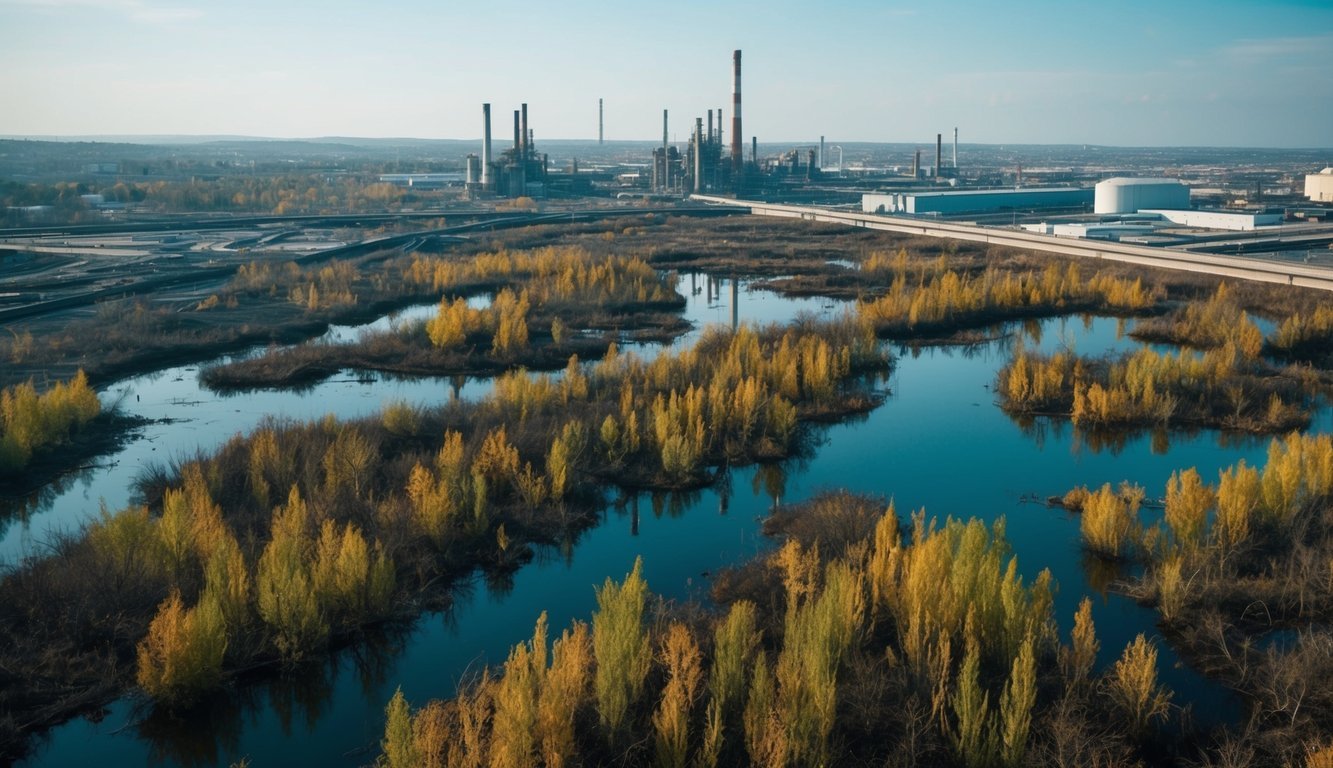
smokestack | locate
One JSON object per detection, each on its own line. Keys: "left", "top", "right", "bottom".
{"left": 732, "top": 50, "right": 743, "bottom": 179}
{"left": 513, "top": 110, "right": 521, "bottom": 151}
{"left": 693, "top": 117, "right": 703, "bottom": 194}
{"left": 912, "top": 149, "right": 920, "bottom": 179}
{"left": 819, "top": 136, "right": 825, "bottom": 170}
{"left": 662, "top": 109, "right": 669, "bottom": 191}
{"left": 935, "top": 133, "right": 942, "bottom": 179}
{"left": 751, "top": 136, "right": 756, "bottom": 164}
{"left": 481, "top": 103, "right": 492, "bottom": 189}
{"left": 599, "top": 98, "right": 604, "bottom": 145}
{"left": 520, "top": 103, "right": 529, "bottom": 159}
{"left": 707, "top": 109, "right": 713, "bottom": 143}
{"left": 717, "top": 106, "right": 723, "bottom": 147}
{"left": 953, "top": 127, "right": 958, "bottom": 169}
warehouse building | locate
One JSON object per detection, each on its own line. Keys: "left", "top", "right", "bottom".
{"left": 1140, "top": 209, "right": 1283, "bottom": 231}
{"left": 1022, "top": 221, "right": 1158, "bottom": 240}
{"left": 1094, "top": 177, "right": 1189, "bottom": 214}
{"left": 861, "top": 187, "right": 1092, "bottom": 216}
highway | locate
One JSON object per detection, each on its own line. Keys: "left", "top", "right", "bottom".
{"left": 691, "top": 196, "right": 1333, "bottom": 293}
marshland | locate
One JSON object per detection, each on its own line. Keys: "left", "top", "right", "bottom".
{"left": 3, "top": 216, "right": 1332, "bottom": 767}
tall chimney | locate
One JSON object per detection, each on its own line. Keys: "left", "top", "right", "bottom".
{"left": 819, "top": 136, "right": 825, "bottom": 170}
{"left": 662, "top": 109, "right": 669, "bottom": 191}
{"left": 751, "top": 136, "right": 757, "bottom": 164}
{"left": 513, "top": 110, "right": 521, "bottom": 151}
{"left": 481, "top": 103, "right": 492, "bottom": 189}
{"left": 707, "top": 109, "right": 713, "bottom": 143}
{"left": 912, "top": 149, "right": 920, "bottom": 179}
{"left": 935, "top": 133, "right": 942, "bottom": 179}
{"left": 732, "top": 50, "right": 743, "bottom": 179}
{"left": 693, "top": 117, "right": 704, "bottom": 194}
{"left": 520, "top": 103, "right": 529, "bottom": 159}
{"left": 717, "top": 106, "right": 723, "bottom": 147}
{"left": 598, "top": 98, "right": 604, "bottom": 144}
{"left": 953, "top": 127, "right": 958, "bottom": 169}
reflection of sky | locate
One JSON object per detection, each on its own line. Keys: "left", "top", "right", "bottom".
{"left": 20, "top": 289, "right": 1332, "bottom": 766}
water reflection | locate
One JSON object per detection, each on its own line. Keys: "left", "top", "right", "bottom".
{"left": 136, "top": 692, "right": 245, "bottom": 768}
{"left": 752, "top": 463, "right": 787, "bottom": 511}
{"left": 1080, "top": 550, "right": 1128, "bottom": 597}
{"left": 21, "top": 284, "right": 1331, "bottom": 765}
{"left": 134, "top": 625, "right": 407, "bottom": 768}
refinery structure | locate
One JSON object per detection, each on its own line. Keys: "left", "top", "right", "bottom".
{"left": 12, "top": 47, "right": 1332, "bottom": 266}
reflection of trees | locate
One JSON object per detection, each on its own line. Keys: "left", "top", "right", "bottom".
{"left": 1022, "top": 318, "right": 1044, "bottom": 346}
{"left": 137, "top": 624, "right": 409, "bottom": 766}
{"left": 351, "top": 626, "right": 409, "bottom": 698}
{"left": 268, "top": 657, "right": 338, "bottom": 737}
{"left": 752, "top": 463, "right": 787, "bottom": 512}
{"left": 1074, "top": 428, "right": 1131, "bottom": 457}
{"left": 1010, "top": 414, "right": 1070, "bottom": 453}
{"left": 647, "top": 489, "right": 701, "bottom": 519}
{"left": 715, "top": 464, "right": 732, "bottom": 516}
{"left": 1080, "top": 550, "right": 1125, "bottom": 597}
{"left": 1150, "top": 429, "right": 1170, "bottom": 455}
{"left": 1006, "top": 401, "right": 1267, "bottom": 459}
{"left": 137, "top": 689, "right": 244, "bottom": 768}
{"left": 0, "top": 466, "right": 93, "bottom": 543}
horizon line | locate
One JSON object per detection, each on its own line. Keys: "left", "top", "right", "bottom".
{"left": 3, "top": 134, "right": 1331, "bottom": 152}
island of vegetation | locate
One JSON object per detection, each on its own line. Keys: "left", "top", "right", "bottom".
{"left": 2, "top": 215, "right": 1332, "bottom": 767}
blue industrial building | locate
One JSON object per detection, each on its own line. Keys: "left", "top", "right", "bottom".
{"left": 862, "top": 187, "right": 1093, "bottom": 216}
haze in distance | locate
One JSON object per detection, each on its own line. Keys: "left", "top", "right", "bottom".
{"left": 2, "top": 0, "right": 1331, "bottom": 147}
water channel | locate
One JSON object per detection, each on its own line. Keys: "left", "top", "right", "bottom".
{"left": 13, "top": 272, "right": 1329, "bottom": 766}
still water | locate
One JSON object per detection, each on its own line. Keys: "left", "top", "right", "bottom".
{"left": 17, "top": 276, "right": 1328, "bottom": 766}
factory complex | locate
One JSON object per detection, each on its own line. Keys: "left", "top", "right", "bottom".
{"left": 9, "top": 47, "right": 1330, "bottom": 264}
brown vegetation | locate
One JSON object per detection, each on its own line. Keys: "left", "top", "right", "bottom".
{"left": 998, "top": 333, "right": 1321, "bottom": 434}
{"left": 201, "top": 245, "right": 688, "bottom": 391}
{"left": 376, "top": 492, "right": 1190, "bottom": 767}
{"left": 1070, "top": 431, "right": 1333, "bottom": 765}
{"left": 0, "top": 311, "right": 886, "bottom": 761}
{"left": 858, "top": 260, "right": 1160, "bottom": 339}
{"left": 0, "top": 371, "right": 101, "bottom": 475}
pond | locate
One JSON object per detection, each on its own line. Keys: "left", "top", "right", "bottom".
{"left": 15, "top": 275, "right": 1328, "bottom": 766}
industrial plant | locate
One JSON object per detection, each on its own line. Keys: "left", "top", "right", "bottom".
{"left": 5, "top": 47, "right": 1331, "bottom": 267}
{"left": 382, "top": 47, "right": 1333, "bottom": 267}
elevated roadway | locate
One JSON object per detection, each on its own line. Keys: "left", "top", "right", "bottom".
{"left": 692, "top": 196, "right": 1333, "bottom": 293}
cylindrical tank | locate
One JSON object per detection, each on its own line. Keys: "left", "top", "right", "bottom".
{"left": 465, "top": 154, "right": 480, "bottom": 185}
{"left": 1094, "top": 177, "right": 1189, "bottom": 214}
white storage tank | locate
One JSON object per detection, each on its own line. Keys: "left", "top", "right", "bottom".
{"left": 1306, "top": 168, "right": 1333, "bottom": 203}
{"left": 1094, "top": 177, "right": 1189, "bottom": 214}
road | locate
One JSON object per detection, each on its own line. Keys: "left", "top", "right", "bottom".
{"left": 692, "top": 196, "right": 1333, "bottom": 292}
{"left": 0, "top": 206, "right": 742, "bottom": 324}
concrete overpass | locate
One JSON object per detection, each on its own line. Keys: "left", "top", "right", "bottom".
{"left": 692, "top": 196, "right": 1333, "bottom": 293}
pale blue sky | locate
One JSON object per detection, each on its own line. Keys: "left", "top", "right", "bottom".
{"left": 2, "top": 0, "right": 1330, "bottom": 146}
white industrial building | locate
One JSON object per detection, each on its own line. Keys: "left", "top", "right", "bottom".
{"left": 1307, "top": 168, "right": 1333, "bottom": 203}
{"left": 1023, "top": 222, "right": 1158, "bottom": 240}
{"left": 862, "top": 187, "right": 1092, "bottom": 216}
{"left": 1140, "top": 209, "right": 1283, "bottom": 231}
{"left": 1094, "top": 177, "right": 1189, "bottom": 214}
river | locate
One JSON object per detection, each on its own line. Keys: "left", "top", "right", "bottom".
{"left": 14, "top": 273, "right": 1327, "bottom": 766}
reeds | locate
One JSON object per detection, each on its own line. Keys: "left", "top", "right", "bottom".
{"left": 0, "top": 370, "right": 101, "bottom": 473}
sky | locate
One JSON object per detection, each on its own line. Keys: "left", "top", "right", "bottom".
{"left": 2, "top": 0, "right": 1331, "bottom": 147}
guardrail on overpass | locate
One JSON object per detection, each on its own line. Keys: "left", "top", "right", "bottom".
{"left": 691, "top": 196, "right": 1333, "bottom": 293}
